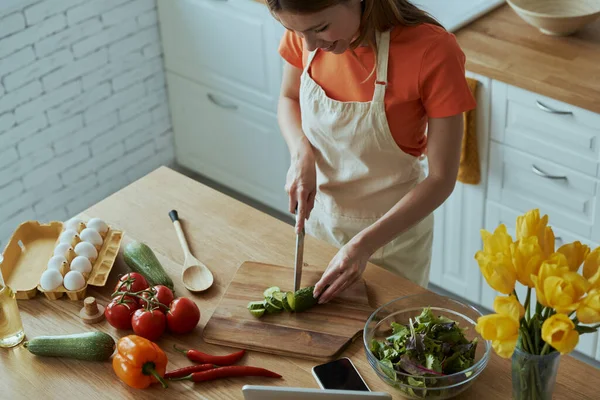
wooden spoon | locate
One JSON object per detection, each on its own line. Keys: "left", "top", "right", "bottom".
{"left": 168, "top": 210, "right": 214, "bottom": 292}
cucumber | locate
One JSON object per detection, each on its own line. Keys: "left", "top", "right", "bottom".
{"left": 265, "top": 299, "right": 283, "bottom": 314}
{"left": 247, "top": 300, "right": 266, "bottom": 310}
{"left": 293, "top": 286, "right": 319, "bottom": 313}
{"left": 286, "top": 291, "right": 296, "bottom": 312}
{"left": 250, "top": 309, "right": 265, "bottom": 318}
{"left": 123, "top": 241, "right": 174, "bottom": 291}
{"left": 23, "top": 332, "right": 116, "bottom": 361}
{"left": 281, "top": 293, "right": 293, "bottom": 312}
{"left": 263, "top": 286, "right": 280, "bottom": 298}
{"left": 270, "top": 292, "right": 284, "bottom": 308}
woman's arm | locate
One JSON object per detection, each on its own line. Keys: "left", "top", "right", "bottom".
{"left": 354, "top": 113, "right": 464, "bottom": 255}
{"left": 313, "top": 113, "right": 464, "bottom": 302}
{"left": 278, "top": 62, "right": 317, "bottom": 229}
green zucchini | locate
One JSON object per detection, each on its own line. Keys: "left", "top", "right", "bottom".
{"left": 23, "top": 332, "right": 116, "bottom": 361}
{"left": 123, "top": 241, "right": 174, "bottom": 291}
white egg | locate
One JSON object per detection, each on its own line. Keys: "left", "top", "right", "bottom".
{"left": 63, "top": 270, "right": 86, "bottom": 291}
{"left": 70, "top": 256, "right": 92, "bottom": 275}
{"left": 40, "top": 269, "right": 63, "bottom": 291}
{"left": 59, "top": 229, "right": 80, "bottom": 245}
{"left": 54, "top": 243, "right": 72, "bottom": 258}
{"left": 47, "top": 255, "right": 68, "bottom": 271}
{"left": 65, "top": 218, "right": 85, "bottom": 233}
{"left": 80, "top": 228, "right": 103, "bottom": 248}
{"left": 87, "top": 218, "right": 109, "bottom": 236}
{"left": 74, "top": 241, "right": 98, "bottom": 261}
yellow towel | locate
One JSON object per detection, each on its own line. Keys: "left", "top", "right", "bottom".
{"left": 457, "top": 77, "right": 480, "bottom": 185}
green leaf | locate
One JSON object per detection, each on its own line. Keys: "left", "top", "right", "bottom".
{"left": 425, "top": 353, "right": 442, "bottom": 373}
{"left": 380, "top": 358, "right": 397, "bottom": 381}
{"left": 387, "top": 323, "right": 410, "bottom": 343}
{"left": 407, "top": 376, "right": 426, "bottom": 387}
{"left": 576, "top": 325, "right": 598, "bottom": 334}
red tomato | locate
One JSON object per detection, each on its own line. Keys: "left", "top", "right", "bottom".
{"left": 114, "top": 272, "right": 149, "bottom": 293}
{"left": 105, "top": 295, "right": 140, "bottom": 330}
{"left": 167, "top": 297, "right": 200, "bottom": 334}
{"left": 139, "top": 285, "right": 174, "bottom": 312}
{"left": 132, "top": 308, "right": 166, "bottom": 341}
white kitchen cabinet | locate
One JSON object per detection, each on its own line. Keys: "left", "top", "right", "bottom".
{"left": 157, "top": 0, "right": 284, "bottom": 112}
{"left": 429, "top": 72, "right": 491, "bottom": 305}
{"left": 167, "top": 72, "right": 290, "bottom": 215}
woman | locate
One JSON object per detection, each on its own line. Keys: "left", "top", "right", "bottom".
{"left": 268, "top": 0, "right": 476, "bottom": 304}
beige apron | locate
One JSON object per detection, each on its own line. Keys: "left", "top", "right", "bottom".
{"left": 299, "top": 30, "right": 434, "bottom": 287}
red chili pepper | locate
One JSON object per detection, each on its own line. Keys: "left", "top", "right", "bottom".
{"left": 173, "top": 344, "right": 246, "bottom": 366}
{"left": 164, "top": 364, "right": 216, "bottom": 379}
{"left": 170, "top": 366, "right": 282, "bottom": 382}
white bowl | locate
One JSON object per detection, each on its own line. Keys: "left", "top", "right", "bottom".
{"left": 507, "top": 0, "right": 600, "bottom": 36}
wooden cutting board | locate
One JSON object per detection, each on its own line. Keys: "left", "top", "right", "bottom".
{"left": 202, "top": 261, "right": 374, "bottom": 362}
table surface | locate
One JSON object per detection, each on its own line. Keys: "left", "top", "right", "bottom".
{"left": 1, "top": 167, "right": 598, "bottom": 399}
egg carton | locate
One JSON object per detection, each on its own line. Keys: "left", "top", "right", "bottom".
{"left": 0, "top": 220, "right": 123, "bottom": 301}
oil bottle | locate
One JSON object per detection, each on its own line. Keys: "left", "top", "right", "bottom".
{"left": 0, "top": 267, "right": 25, "bottom": 348}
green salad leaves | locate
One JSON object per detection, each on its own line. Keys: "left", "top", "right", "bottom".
{"left": 370, "top": 307, "right": 478, "bottom": 398}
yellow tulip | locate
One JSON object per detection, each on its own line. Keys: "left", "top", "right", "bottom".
{"left": 476, "top": 314, "right": 519, "bottom": 358}
{"left": 481, "top": 224, "right": 513, "bottom": 256}
{"left": 475, "top": 225, "right": 517, "bottom": 294}
{"left": 511, "top": 237, "right": 544, "bottom": 288}
{"left": 558, "top": 241, "right": 590, "bottom": 273}
{"left": 532, "top": 261, "right": 590, "bottom": 313}
{"left": 577, "top": 289, "right": 600, "bottom": 324}
{"left": 583, "top": 248, "right": 600, "bottom": 290}
{"left": 515, "top": 209, "right": 555, "bottom": 256}
{"left": 494, "top": 294, "right": 525, "bottom": 322}
{"left": 541, "top": 314, "right": 579, "bottom": 355}
{"left": 475, "top": 252, "right": 517, "bottom": 295}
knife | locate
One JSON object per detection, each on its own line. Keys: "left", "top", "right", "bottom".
{"left": 293, "top": 212, "right": 305, "bottom": 292}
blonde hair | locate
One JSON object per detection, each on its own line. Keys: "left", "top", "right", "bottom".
{"left": 266, "top": 0, "right": 443, "bottom": 78}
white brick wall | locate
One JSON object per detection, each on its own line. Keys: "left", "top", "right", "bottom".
{"left": 0, "top": 0, "right": 174, "bottom": 250}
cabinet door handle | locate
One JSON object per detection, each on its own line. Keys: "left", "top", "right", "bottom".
{"left": 536, "top": 100, "right": 573, "bottom": 115}
{"left": 207, "top": 93, "right": 238, "bottom": 110}
{"left": 531, "top": 164, "right": 568, "bottom": 181}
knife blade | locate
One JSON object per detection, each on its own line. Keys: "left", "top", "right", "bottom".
{"left": 293, "top": 214, "right": 305, "bottom": 292}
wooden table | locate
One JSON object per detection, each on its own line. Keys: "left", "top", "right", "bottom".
{"left": 455, "top": 4, "right": 600, "bottom": 114}
{"left": 1, "top": 167, "right": 598, "bottom": 399}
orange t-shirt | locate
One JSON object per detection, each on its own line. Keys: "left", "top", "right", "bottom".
{"left": 278, "top": 24, "right": 476, "bottom": 157}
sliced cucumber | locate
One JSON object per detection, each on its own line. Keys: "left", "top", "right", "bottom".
{"left": 281, "top": 293, "right": 293, "bottom": 312}
{"left": 263, "top": 286, "right": 280, "bottom": 299}
{"left": 247, "top": 301, "right": 266, "bottom": 310}
{"left": 286, "top": 291, "right": 296, "bottom": 312}
{"left": 270, "top": 292, "right": 284, "bottom": 308}
{"left": 250, "top": 308, "right": 265, "bottom": 318}
{"left": 265, "top": 299, "right": 283, "bottom": 314}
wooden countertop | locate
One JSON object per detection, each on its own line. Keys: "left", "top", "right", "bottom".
{"left": 455, "top": 4, "right": 600, "bottom": 114}
{"left": 2, "top": 166, "right": 598, "bottom": 399}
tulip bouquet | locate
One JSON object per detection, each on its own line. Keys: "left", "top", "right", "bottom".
{"left": 473, "top": 209, "right": 600, "bottom": 399}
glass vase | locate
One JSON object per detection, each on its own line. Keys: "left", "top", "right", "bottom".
{"left": 511, "top": 346, "right": 560, "bottom": 400}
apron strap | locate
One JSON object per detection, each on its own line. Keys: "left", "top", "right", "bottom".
{"left": 303, "top": 49, "right": 318, "bottom": 75}
{"left": 373, "top": 30, "right": 391, "bottom": 103}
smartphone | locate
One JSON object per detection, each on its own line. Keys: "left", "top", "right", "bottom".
{"left": 312, "top": 357, "right": 371, "bottom": 392}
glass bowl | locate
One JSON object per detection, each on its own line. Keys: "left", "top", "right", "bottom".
{"left": 363, "top": 292, "right": 491, "bottom": 399}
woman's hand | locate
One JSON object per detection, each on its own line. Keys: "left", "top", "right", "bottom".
{"left": 313, "top": 239, "right": 372, "bottom": 304}
{"left": 285, "top": 143, "right": 317, "bottom": 233}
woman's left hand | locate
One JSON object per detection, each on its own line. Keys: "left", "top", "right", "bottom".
{"left": 313, "top": 240, "right": 371, "bottom": 304}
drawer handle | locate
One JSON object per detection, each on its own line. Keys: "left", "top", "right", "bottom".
{"left": 531, "top": 165, "right": 568, "bottom": 181}
{"left": 536, "top": 100, "right": 573, "bottom": 115}
{"left": 207, "top": 93, "right": 238, "bottom": 110}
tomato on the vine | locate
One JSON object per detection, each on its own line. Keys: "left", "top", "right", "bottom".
{"left": 167, "top": 297, "right": 200, "bottom": 334}
{"left": 131, "top": 308, "right": 166, "bottom": 341}
{"left": 114, "top": 272, "right": 149, "bottom": 293}
{"left": 105, "top": 295, "right": 140, "bottom": 330}
{"left": 139, "top": 285, "right": 174, "bottom": 312}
